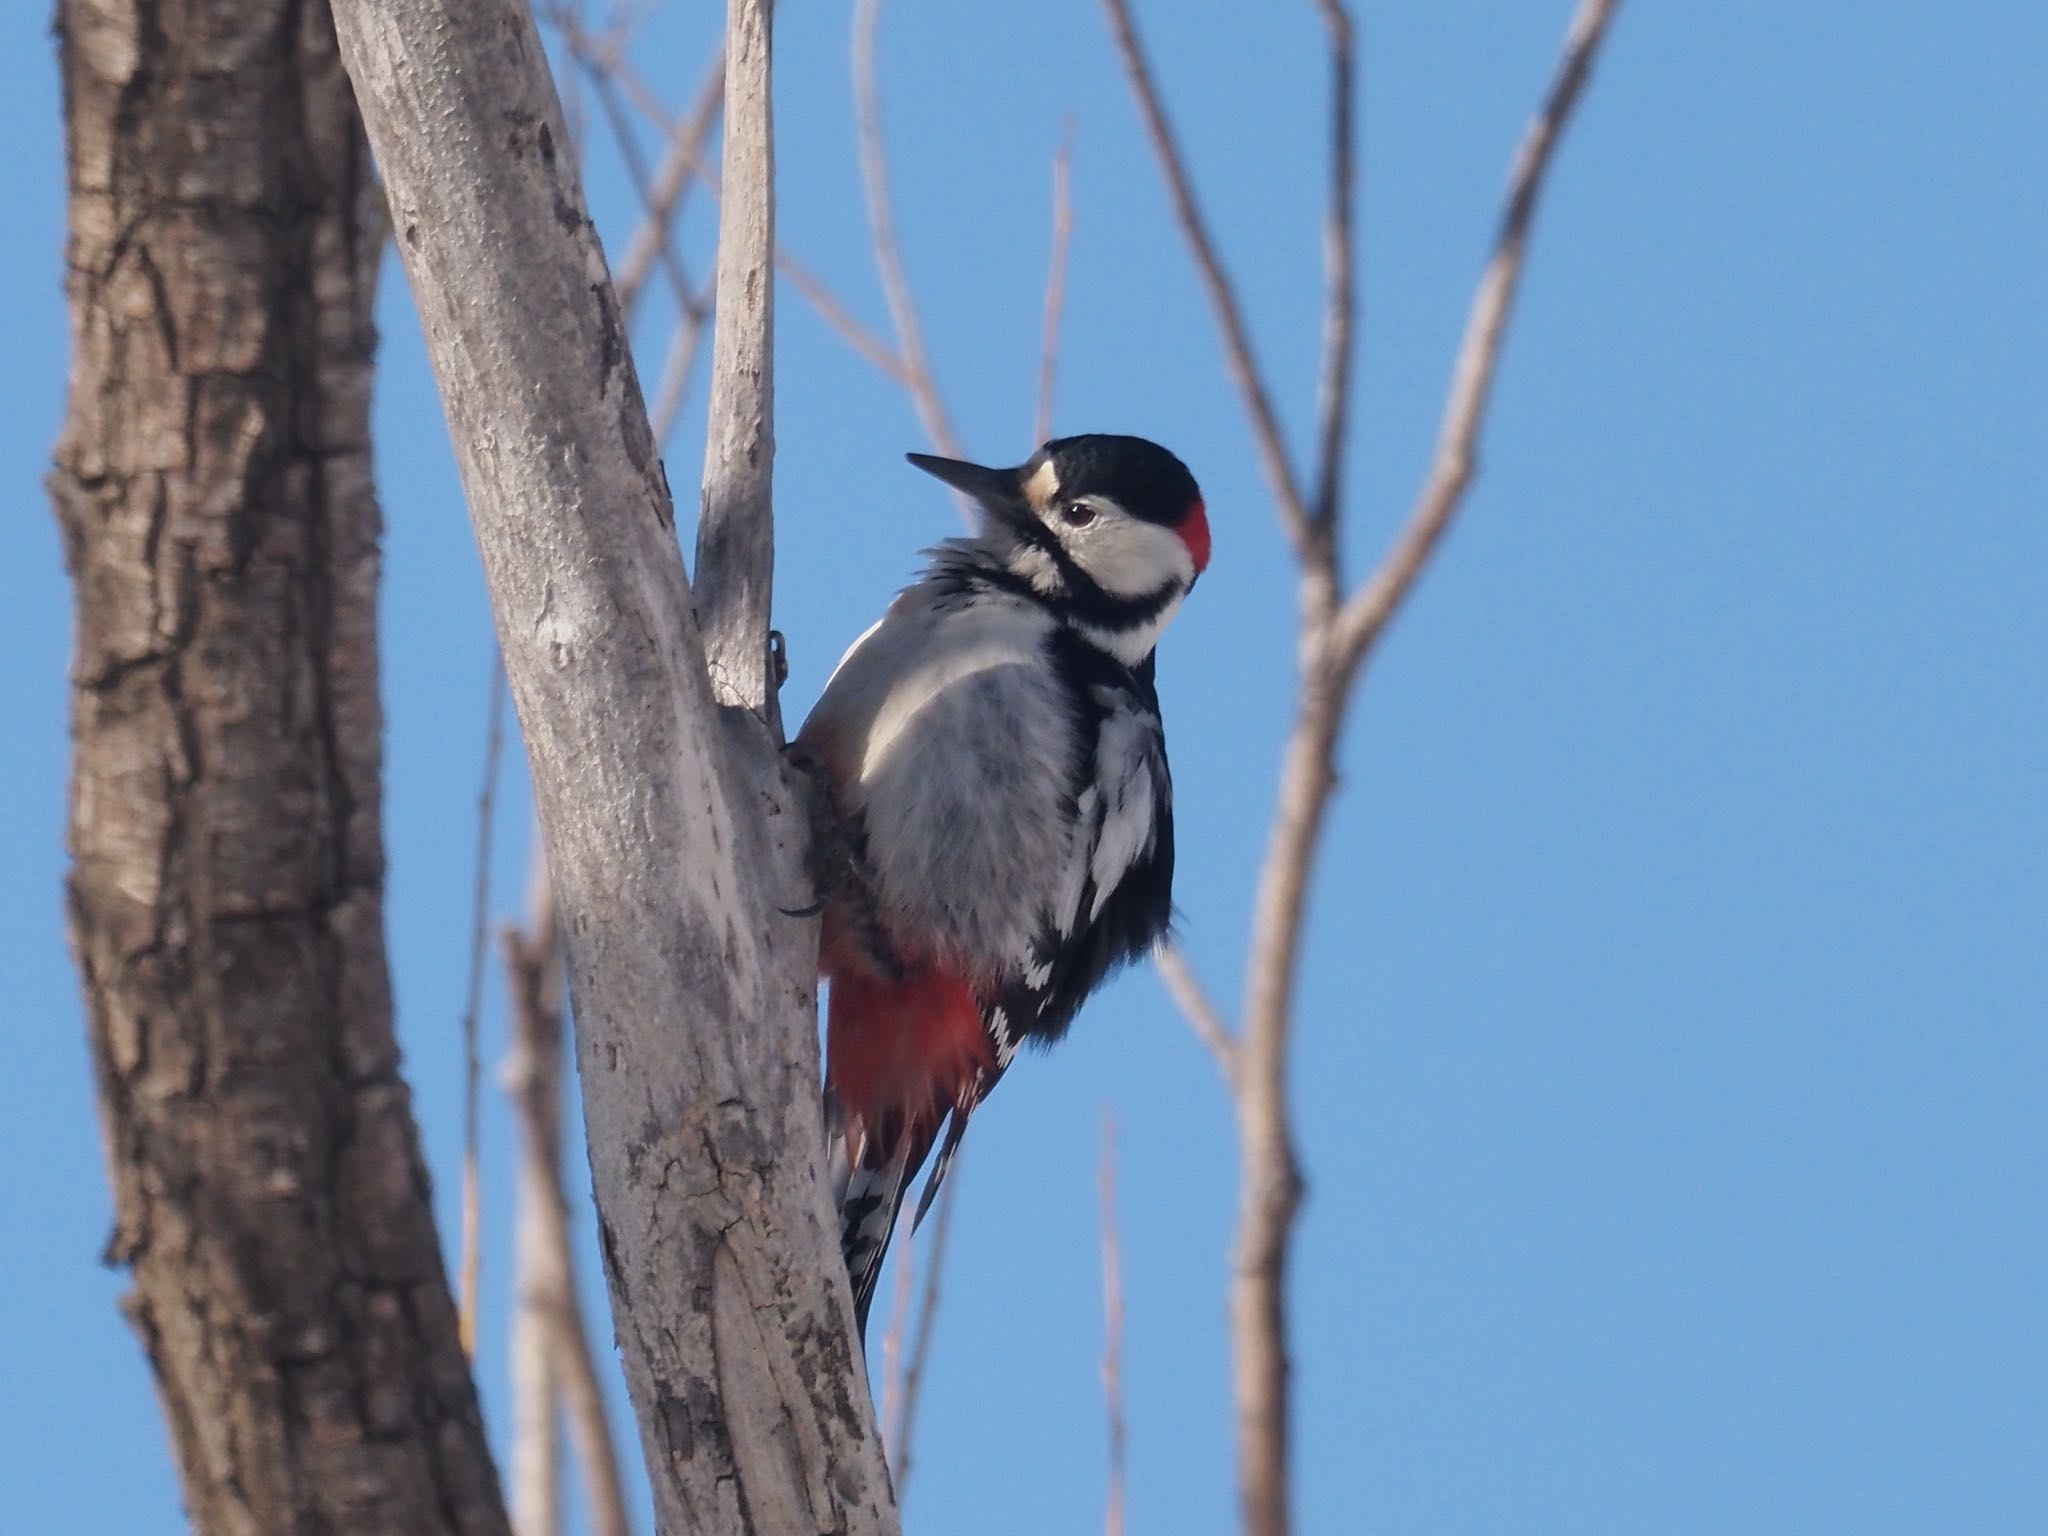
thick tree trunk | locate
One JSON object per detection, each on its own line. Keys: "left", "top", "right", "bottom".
{"left": 50, "top": 3, "right": 509, "bottom": 1532}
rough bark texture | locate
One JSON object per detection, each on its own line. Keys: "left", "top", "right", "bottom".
{"left": 50, "top": 2, "right": 510, "bottom": 1533}
{"left": 328, "top": 0, "right": 899, "bottom": 1531}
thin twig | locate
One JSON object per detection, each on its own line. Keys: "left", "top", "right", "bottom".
{"left": 459, "top": 653, "right": 507, "bottom": 1357}
{"left": 506, "top": 850, "right": 563, "bottom": 1536}
{"left": 779, "top": 251, "right": 914, "bottom": 385}
{"left": 1332, "top": 0, "right": 1621, "bottom": 677}
{"left": 1308, "top": 0, "right": 1357, "bottom": 589}
{"left": 558, "top": 17, "right": 912, "bottom": 388}
{"left": 650, "top": 274, "right": 720, "bottom": 450}
{"left": 1034, "top": 119, "right": 1076, "bottom": 446}
{"left": 586, "top": 68, "right": 704, "bottom": 325}
{"left": 879, "top": 1208, "right": 914, "bottom": 1463}
{"left": 555, "top": 0, "right": 589, "bottom": 146}
{"left": 1099, "top": 0, "right": 1312, "bottom": 553}
{"left": 681, "top": 148, "right": 910, "bottom": 383}
{"left": 610, "top": 45, "right": 727, "bottom": 321}
{"left": 593, "top": 37, "right": 675, "bottom": 133}
{"left": 852, "top": 0, "right": 965, "bottom": 463}
{"left": 553, "top": 1276, "right": 634, "bottom": 1536}
{"left": 889, "top": 1165, "right": 959, "bottom": 1504}
{"left": 503, "top": 860, "right": 634, "bottom": 1536}
{"left": 1153, "top": 939, "right": 1239, "bottom": 1090}
{"left": 1099, "top": 1113, "right": 1127, "bottom": 1536}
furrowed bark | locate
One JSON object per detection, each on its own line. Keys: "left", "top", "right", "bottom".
{"left": 327, "top": 0, "right": 898, "bottom": 1531}
{"left": 50, "top": 1, "right": 508, "bottom": 1532}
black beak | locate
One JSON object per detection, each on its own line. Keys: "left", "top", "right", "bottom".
{"left": 906, "top": 453, "right": 1027, "bottom": 521}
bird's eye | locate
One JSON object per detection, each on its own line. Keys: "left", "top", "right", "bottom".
{"left": 1059, "top": 501, "right": 1097, "bottom": 528}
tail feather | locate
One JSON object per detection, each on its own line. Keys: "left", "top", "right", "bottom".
{"left": 911, "top": 1102, "right": 974, "bottom": 1229}
{"left": 835, "top": 1114, "right": 933, "bottom": 1336}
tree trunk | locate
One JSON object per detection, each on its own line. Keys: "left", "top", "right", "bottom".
{"left": 328, "top": 0, "right": 899, "bottom": 1528}
{"left": 50, "top": 2, "right": 510, "bottom": 1532}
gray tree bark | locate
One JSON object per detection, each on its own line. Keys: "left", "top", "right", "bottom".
{"left": 327, "top": 0, "right": 899, "bottom": 1531}
{"left": 50, "top": 1, "right": 510, "bottom": 1534}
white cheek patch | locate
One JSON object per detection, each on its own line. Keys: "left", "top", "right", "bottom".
{"left": 1072, "top": 517, "right": 1195, "bottom": 599}
{"left": 1024, "top": 458, "right": 1061, "bottom": 510}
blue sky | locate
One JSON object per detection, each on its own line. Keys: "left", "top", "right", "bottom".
{"left": 5, "top": 3, "right": 2046, "bottom": 1533}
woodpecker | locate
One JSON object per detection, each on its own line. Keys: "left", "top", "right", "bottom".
{"left": 796, "top": 433, "right": 1210, "bottom": 1334}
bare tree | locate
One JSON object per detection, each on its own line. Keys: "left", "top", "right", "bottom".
{"left": 51, "top": 0, "right": 1622, "bottom": 1527}
{"left": 328, "top": 0, "right": 899, "bottom": 1532}
{"left": 48, "top": 1, "right": 508, "bottom": 1531}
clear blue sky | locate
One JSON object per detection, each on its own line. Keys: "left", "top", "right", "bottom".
{"left": 5, "top": 3, "right": 2045, "bottom": 1533}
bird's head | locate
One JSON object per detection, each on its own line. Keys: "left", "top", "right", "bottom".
{"left": 910, "top": 434, "right": 1209, "bottom": 666}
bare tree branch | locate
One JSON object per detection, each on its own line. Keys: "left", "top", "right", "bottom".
{"left": 650, "top": 277, "right": 721, "bottom": 452}
{"left": 506, "top": 853, "right": 566, "bottom": 1536}
{"left": 461, "top": 654, "right": 509, "bottom": 1357}
{"left": 1249, "top": 8, "right": 1622, "bottom": 1536}
{"left": 555, "top": 19, "right": 914, "bottom": 389}
{"left": 553, "top": 1275, "right": 636, "bottom": 1536}
{"left": 1100, "top": 0, "right": 1313, "bottom": 554}
{"left": 852, "top": 0, "right": 966, "bottom": 463}
{"left": 330, "top": 0, "right": 899, "bottom": 1527}
{"left": 780, "top": 251, "right": 916, "bottom": 385}
{"left": 1100, "top": 1114, "right": 1128, "bottom": 1536}
{"left": 1308, "top": 0, "right": 1357, "bottom": 574}
{"left": 504, "top": 858, "right": 635, "bottom": 1536}
{"left": 671, "top": 144, "right": 911, "bottom": 385}
{"left": 1332, "top": 0, "right": 1620, "bottom": 676}
{"left": 1153, "top": 939, "right": 1240, "bottom": 1090}
{"left": 538, "top": 4, "right": 722, "bottom": 326}
{"left": 1035, "top": 119, "right": 1076, "bottom": 446}
{"left": 611, "top": 47, "right": 728, "bottom": 320}
{"left": 888, "top": 1166, "right": 960, "bottom": 1505}
{"left": 695, "top": 0, "right": 779, "bottom": 721}
{"left": 588, "top": 69, "right": 706, "bottom": 326}
{"left": 878, "top": 1210, "right": 914, "bottom": 1458}
{"left": 1108, "top": 5, "right": 1623, "bottom": 1535}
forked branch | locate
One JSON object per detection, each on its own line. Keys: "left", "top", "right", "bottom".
{"left": 1332, "top": 0, "right": 1622, "bottom": 677}
{"left": 1105, "top": 4, "right": 1623, "bottom": 1535}
{"left": 329, "top": 0, "right": 898, "bottom": 1528}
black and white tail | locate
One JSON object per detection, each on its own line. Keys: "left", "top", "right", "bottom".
{"left": 824, "top": 1092, "right": 977, "bottom": 1338}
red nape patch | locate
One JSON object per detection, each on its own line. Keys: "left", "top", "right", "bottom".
{"left": 826, "top": 963, "right": 993, "bottom": 1148}
{"left": 1178, "top": 499, "right": 1212, "bottom": 574}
